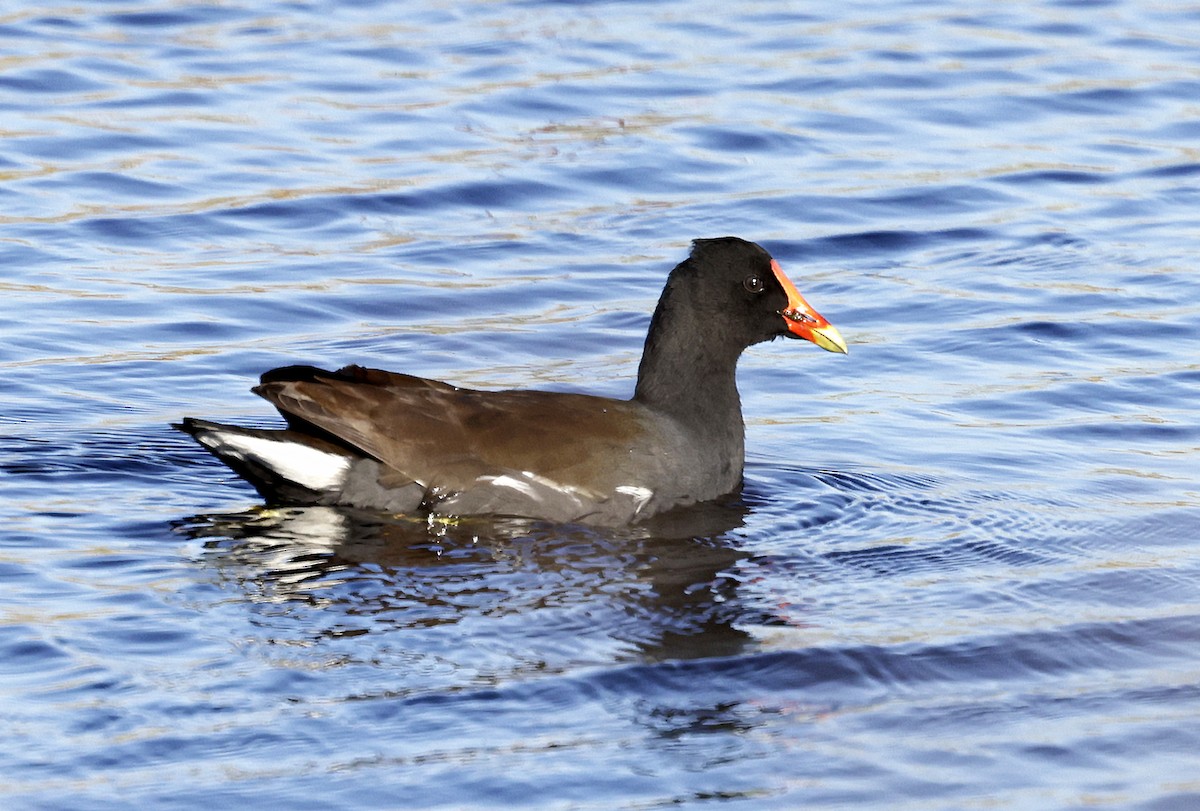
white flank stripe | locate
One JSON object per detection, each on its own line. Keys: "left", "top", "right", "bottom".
{"left": 520, "top": 470, "right": 586, "bottom": 497}
{"left": 615, "top": 484, "right": 653, "bottom": 514}
{"left": 478, "top": 471, "right": 589, "bottom": 504}
{"left": 485, "top": 474, "right": 541, "bottom": 500}
{"left": 202, "top": 433, "right": 350, "bottom": 492}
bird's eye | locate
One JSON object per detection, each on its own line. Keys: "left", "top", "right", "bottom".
{"left": 743, "top": 275, "right": 765, "bottom": 294}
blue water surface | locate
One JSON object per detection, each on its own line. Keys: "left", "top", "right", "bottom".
{"left": 3, "top": 1, "right": 1200, "bottom": 808}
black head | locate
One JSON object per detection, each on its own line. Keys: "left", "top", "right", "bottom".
{"left": 634, "top": 236, "right": 845, "bottom": 414}
{"left": 674, "top": 237, "right": 793, "bottom": 348}
{"left": 655, "top": 237, "right": 845, "bottom": 354}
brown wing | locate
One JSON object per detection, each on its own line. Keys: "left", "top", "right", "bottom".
{"left": 252, "top": 365, "right": 653, "bottom": 494}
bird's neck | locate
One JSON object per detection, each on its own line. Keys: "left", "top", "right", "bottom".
{"left": 633, "top": 303, "right": 745, "bottom": 448}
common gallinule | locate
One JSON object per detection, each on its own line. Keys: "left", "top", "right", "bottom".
{"left": 177, "top": 237, "right": 846, "bottom": 524}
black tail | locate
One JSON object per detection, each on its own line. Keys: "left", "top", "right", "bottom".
{"left": 174, "top": 417, "right": 352, "bottom": 505}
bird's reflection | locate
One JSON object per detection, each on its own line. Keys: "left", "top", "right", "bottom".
{"left": 176, "top": 497, "right": 754, "bottom": 665}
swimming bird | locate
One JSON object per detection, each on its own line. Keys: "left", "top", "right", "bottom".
{"left": 176, "top": 237, "right": 846, "bottom": 525}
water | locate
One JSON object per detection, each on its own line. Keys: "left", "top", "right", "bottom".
{"left": 3, "top": 0, "right": 1200, "bottom": 807}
